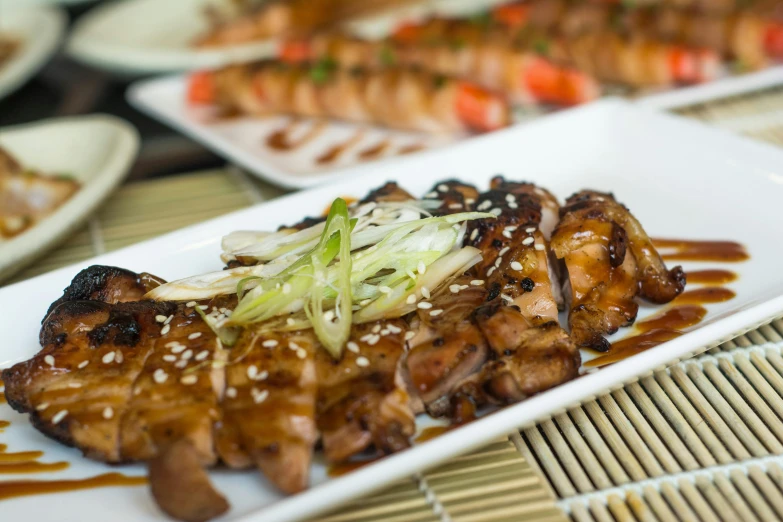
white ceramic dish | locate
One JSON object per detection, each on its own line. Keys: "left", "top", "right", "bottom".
{"left": 1, "top": 99, "right": 782, "bottom": 521}
{"left": 0, "top": 5, "right": 66, "bottom": 101}
{"left": 127, "top": 74, "right": 458, "bottom": 189}
{"left": 0, "top": 115, "right": 140, "bottom": 282}
{"left": 66, "top": 0, "right": 279, "bottom": 76}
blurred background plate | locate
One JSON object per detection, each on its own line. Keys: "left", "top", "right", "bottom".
{"left": 0, "top": 5, "right": 66, "bottom": 101}
{"left": 65, "top": 0, "right": 278, "bottom": 76}
{"left": 0, "top": 115, "right": 140, "bottom": 282}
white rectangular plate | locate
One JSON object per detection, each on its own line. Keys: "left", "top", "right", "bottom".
{"left": 3, "top": 99, "right": 783, "bottom": 522}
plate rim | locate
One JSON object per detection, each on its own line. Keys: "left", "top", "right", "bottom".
{"left": 3, "top": 100, "right": 783, "bottom": 521}
{"left": 0, "top": 114, "right": 141, "bottom": 282}
{"left": 0, "top": 4, "right": 67, "bottom": 101}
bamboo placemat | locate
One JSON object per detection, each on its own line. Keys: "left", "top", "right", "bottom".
{"left": 6, "top": 86, "right": 783, "bottom": 522}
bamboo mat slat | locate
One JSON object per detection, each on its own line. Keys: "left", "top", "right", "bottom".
{"left": 6, "top": 86, "right": 783, "bottom": 522}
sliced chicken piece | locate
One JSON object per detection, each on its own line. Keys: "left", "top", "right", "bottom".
{"left": 3, "top": 299, "right": 174, "bottom": 462}
{"left": 467, "top": 187, "right": 560, "bottom": 327}
{"left": 360, "top": 181, "right": 415, "bottom": 204}
{"left": 315, "top": 320, "right": 415, "bottom": 462}
{"left": 551, "top": 190, "right": 685, "bottom": 350}
{"left": 406, "top": 180, "right": 489, "bottom": 418}
{"left": 216, "top": 327, "right": 318, "bottom": 494}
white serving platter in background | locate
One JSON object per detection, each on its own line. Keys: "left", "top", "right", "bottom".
{"left": 0, "top": 4, "right": 66, "bottom": 100}
{"left": 1, "top": 99, "right": 783, "bottom": 521}
{"left": 127, "top": 74, "right": 459, "bottom": 189}
{"left": 66, "top": 0, "right": 279, "bottom": 75}
{"left": 0, "top": 115, "right": 140, "bottom": 282}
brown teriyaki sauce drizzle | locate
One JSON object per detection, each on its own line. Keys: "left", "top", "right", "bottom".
{"left": 316, "top": 131, "right": 365, "bottom": 165}
{"left": 0, "top": 375, "right": 145, "bottom": 500}
{"left": 266, "top": 119, "right": 327, "bottom": 151}
{"left": 588, "top": 239, "right": 746, "bottom": 368}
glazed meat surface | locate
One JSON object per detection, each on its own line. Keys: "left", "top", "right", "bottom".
{"left": 551, "top": 190, "right": 685, "bottom": 350}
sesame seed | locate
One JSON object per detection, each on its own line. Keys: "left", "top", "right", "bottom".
{"left": 404, "top": 331, "right": 416, "bottom": 341}
{"left": 505, "top": 226, "right": 517, "bottom": 232}
{"left": 522, "top": 237, "right": 534, "bottom": 246}
{"left": 286, "top": 318, "right": 296, "bottom": 326}
{"left": 186, "top": 301, "right": 197, "bottom": 308}
{"left": 188, "top": 332, "right": 202, "bottom": 340}
{"left": 387, "top": 324, "right": 402, "bottom": 334}
{"left": 511, "top": 261, "right": 523, "bottom": 271}
{"left": 102, "top": 352, "right": 116, "bottom": 364}
{"left": 36, "top": 402, "right": 49, "bottom": 411}
{"left": 417, "top": 261, "right": 426, "bottom": 275}
{"left": 525, "top": 227, "right": 536, "bottom": 233}
{"left": 535, "top": 243, "right": 545, "bottom": 251}
{"left": 471, "top": 279, "right": 484, "bottom": 286}
{"left": 163, "top": 355, "right": 177, "bottom": 362}
{"left": 252, "top": 389, "right": 269, "bottom": 404}
{"left": 164, "top": 315, "right": 174, "bottom": 325}
{"left": 296, "top": 348, "right": 307, "bottom": 359}
{"left": 424, "top": 191, "right": 438, "bottom": 199}
{"left": 502, "top": 230, "right": 513, "bottom": 239}
{"left": 323, "top": 310, "right": 335, "bottom": 322}
{"left": 78, "top": 361, "right": 89, "bottom": 369}
{"left": 356, "top": 356, "right": 370, "bottom": 367}
{"left": 466, "top": 198, "right": 475, "bottom": 205}
{"left": 490, "top": 208, "right": 502, "bottom": 216}
{"left": 448, "top": 203, "right": 462, "bottom": 209}
{"left": 181, "top": 350, "right": 193, "bottom": 360}
{"left": 505, "top": 194, "right": 516, "bottom": 202}
{"left": 165, "top": 341, "right": 178, "bottom": 348}
{"left": 372, "top": 324, "right": 381, "bottom": 333}
{"left": 181, "top": 375, "right": 198, "bottom": 386}
{"left": 171, "top": 344, "right": 186, "bottom": 354}
{"left": 153, "top": 369, "right": 168, "bottom": 384}
{"left": 225, "top": 387, "right": 237, "bottom": 399}
{"left": 438, "top": 184, "right": 449, "bottom": 192}
{"left": 378, "top": 286, "right": 392, "bottom": 294}
{"left": 450, "top": 284, "right": 461, "bottom": 293}
{"left": 417, "top": 302, "right": 433, "bottom": 309}
{"left": 421, "top": 287, "right": 431, "bottom": 299}
{"left": 161, "top": 324, "right": 171, "bottom": 335}
{"left": 470, "top": 229, "right": 479, "bottom": 241}
{"left": 487, "top": 267, "right": 496, "bottom": 276}
{"left": 68, "top": 382, "right": 82, "bottom": 389}
{"left": 175, "top": 360, "right": 188, "bottom": 369}
{"left": 198, "top": 304, "right": 209, "bottom": 310}
{"left": 102, "top": 407, "right": 114, "bottom": 420}
{"left": 262, "top": 339, "right": 278, "bottom": 348}
{"left": 44, "top": 355, "right": 55, "bottom": 367}
{"left": 155, "top": 315, "right": 167, "bottom": 323}
{"left": 52, "top": 410, "right": 68, "bottom": 424}
{"left": 115, "top": 351, "right": 123, "bottom": 364}
{"left": 366, "top": 334, "right": 380, "bottom": 346}
{"left": 499, "top": 246, "right": 510, "bottom": 256}
{"left": 282, "top": 283, "right": 292, "bottom": 294}
{"left": 257, "top": 370, "right": 269, "bottom": 381}
{"left": 495, "top": 257, "right": 503, "bottom": 268}
{"left": 477, "top": 200, "right": 492, "bottom": 211}
{"left": 196, "top": 350, "right": 209, "bottom": 361}
{"left": 346, "top": 341, "right": 360, "bottom": 353}
{"left": 406, "top": 294, "right": 417, "bottom": 305}
{"left": 429, "top": 309, "right": 444, "bottom": 316}
{"left": 290, "top": 341, "right": 303, "bottom": 352}
{"left": 508, "top": 202, "right": 518, "bottom": 209}
{"left": 247, "top": 365, "right": 259, "bottom": 379}
{"left": 501, "top": 294, "right": 514, "bottom": 303}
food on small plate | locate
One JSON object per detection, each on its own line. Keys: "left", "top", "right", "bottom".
{"left": 0, "top": 35, "right": 19, "bottom": 69}
{"left": 3, "top": 179, "right": 683, "bottom": 521}
{"left": 488, "top": 0, "right": 783, "bottom": 70}
{"left": 0, "top": 147, "right": 80, "bottom": 239}
{"left": 188, "top": 61, "right": 510, "bottom": 133}
{"left": 195, "top": 0, "right": 420, "bottom": 47}
{"left": 278, "top": 33, "right": 601, "bottom": 106}
{"left": 390, "top": 15, "right": 719, "bottom": 87}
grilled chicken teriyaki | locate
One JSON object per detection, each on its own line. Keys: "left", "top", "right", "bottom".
{"left": 551, "top": 190, "right": 685, "bottom": 351}
{"left": 3, "top": 179, "right": 686, "bottom": 521}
